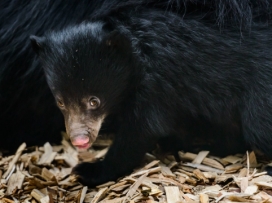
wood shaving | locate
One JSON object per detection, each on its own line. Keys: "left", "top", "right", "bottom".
{"left": 1, "top": 135, "right": 272, "bottom": 203}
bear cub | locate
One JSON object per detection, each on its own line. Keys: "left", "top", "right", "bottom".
{"left": 31, "top": 4, "right": 272, "bottom": 186}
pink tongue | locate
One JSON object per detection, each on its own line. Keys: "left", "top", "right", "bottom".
{"left": 71, "top": 135, "right": 90, "bottom": 146}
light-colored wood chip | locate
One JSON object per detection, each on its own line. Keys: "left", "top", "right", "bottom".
{"left": 240, "top": 177, "right": 249, "bottom": 193}
{"left": 164, "top": 186, "right": 181, "bottom": 203}
{"left": 179, "top": 152, "right": 224, "bottom": 170}
{"left": 244, "top": 185, "right": 258, "bottom": 195}
{"left": 181, "top": 163, "right": 224, "bottom": 173}
{"left": 238, "top": 168, "right": 248, "bottom": 178}
{"left": 143, "top": 160, "right": 160, "bottom": 170}
{"left": 6, "top": 171, "right": 25, "bottom": 195}
{"left": 124, "top": 173, "right": 147, "bottom": 202}
{"left": 40, "top": 195, "right": 51, "bottom": 203}
{"left": 202, "top": 172, "right": 217, "bottom": 179}
{"left": 225, "top": 163, "right": 244, "bottom": 173}
{"left": 109, "top": 181, "right": 128, "bottom": 190}
{"left": 37, "top": 143, "right": 56, "bottom": 165}
{"left": 250, "top": 175, "right": 272, "bottom": 185}
{"left": 130, "top": 167, "right": 161, "bottom": 177}
{"left": 97, "top": 181, "right": 116, "bottom": 188}
{"left": 201, "top": 184, "right": 222, "bottom": 194}
{"left": 255, "top": 182, "right": 272, "bottom": 189}
{"left": 31, "top": 189, "right": 46, "bottom": 202}
{"left": 100, "top": 197, "right": 126, "bottom": 203}
{"left": 0, "top": 156, "right": 14, "bottom": 167}
{"left": 160, "top": 165, "right": 175, "bottom": 177}
{"left": 192, "top": 151, "right": 210, "bottom": 164}
{"left": 257, "top": 191, "right": 272, "bottom": 202}
{"left": 79, "top": 186, "right": 88, "bottom": 203}
{"left": 199, "top": 193, "right": 209, "bottom": 203}
{"left": 91, "top": 187, "right": 108, "bottom": 203}
{"left": 222, "top": 156, "right": 242, "bottom": 164}
{"left": 1, "top": 133, "right": 272, "bottom": 203}
{"left": 193, "top": 169, "right": 209, "bottom": 183}
{"left": 55, "top": 152, "right": 77, "bottom": 167}
{"left": 41, "top": 168, "right": 56, "bottom": 182}
{"left": 3, "top": 143, "right": 26, "bottom": 179}
{"left": 111, "top": 184, "right": 131, "bottom": 192}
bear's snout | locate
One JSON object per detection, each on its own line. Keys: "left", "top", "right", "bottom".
{"left": 70, "top": 134, "right": 91, "bottom": 150}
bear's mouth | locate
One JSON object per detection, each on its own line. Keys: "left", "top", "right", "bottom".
{"left": 71, "top": 134, "right": 91, "bottom": 151}
{"left": 74, "top": 142, "right": 91, "bottom": 150}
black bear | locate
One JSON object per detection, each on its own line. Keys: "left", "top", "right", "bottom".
{"left": 0, "top": 0, "right": 241, "bottom": 152}
{"left": 31, "top": 0, "right": 272, "bottom": 186}
{"left": 0, "top": 0, "right": 111, "bottom": 151}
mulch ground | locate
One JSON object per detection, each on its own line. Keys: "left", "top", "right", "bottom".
{"left": 1, "top": 133, "right": 272, "bottom": 203}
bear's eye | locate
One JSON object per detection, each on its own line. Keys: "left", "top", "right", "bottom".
{"left": 89, "top": 97, "right": 100, "bottom": 109}
{"left": 57, "top": 100, "right": 65, "bottom": 108}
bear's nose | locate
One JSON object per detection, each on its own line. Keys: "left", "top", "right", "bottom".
{"left": 70, "top": 134, "right": 90, "bottom": 147}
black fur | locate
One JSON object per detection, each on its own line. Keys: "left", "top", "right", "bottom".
{"left": 30, "top": 0, "right": 272, "bottom": 186}
{"left": 0, "top": 0, "right": 106, "bottom": 151}
{"left": 1, "top": 0, "right": 270, "bottom": 151}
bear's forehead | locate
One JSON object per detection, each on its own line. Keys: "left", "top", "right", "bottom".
{"left": 48, "top": 22, "right": 104, "bottom": 44}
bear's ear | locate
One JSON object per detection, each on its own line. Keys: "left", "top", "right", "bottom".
{"left": 30, "top": 35, "right": 45, "bottom": 55}
{"left": 104, "top": 31, "right": 131, "bottom": 52}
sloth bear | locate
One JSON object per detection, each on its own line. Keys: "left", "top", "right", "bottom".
{"left": 30, "top": 0, "right": 272, "bottom": 186}
{"left": 1, "top": 0, "right": 252, "bottom": 151}
{"left": 0, "top": 0, "right": 108, "bottom": 151}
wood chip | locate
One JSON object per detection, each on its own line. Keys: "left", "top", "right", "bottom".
{"left": 240, "top": 177, "right": 249, "bottom": 193}
{"left": 31, "top": 189, "right": 46, "bottom": 202}
{"left": 201, "top": 184, "right": 222, "bottom": 193}
{"left": 100, "top": 197, "right": 125, "bottom": 203}
{"left": 250, "top": 175, "right": 272, "bottom": 185}
{"left": 130, "top": 167, "right": 161, "bottom": 177}
{"left": 124, "top": 173, "right": 147, "bottom": 201}
{"left": 244, "top": 185, "right": 258, "bottom": 195}
{"left": 249, "top": 151, "right": 258, "bottom": 166}
{"left": 181, "top": 163, "right": 224, "bottom": 173}
{"left": 6, "top": 171, "right": 25, "bottom": 195}
{"left": 1, "top": 135, "right": 272, "bottom": 203}
{"left": 97, "top": 181, "right": 116, "bottom": 188}
{"left": 192, "top": 151, "right": 210, "bottom": 164}
{"left": 255, "top": 182, "right": 272, "bottom": 189}
{"left": 238, "top": 168, "right": 248, "bottom": 178}
{"left": 91, "top": 187, "right": 108, "bottom": 203}
{"left": 41, "top": 168, "right": 56, "bottom": 182}
{"left": 143, "top": 160, "right": 160, "bottom": 170}
{"left": 38, "top": 143, "right": 57, "bottom": 165}
{"left": 3, "top": 143, "right": 26, "bottom": 179}
{"left": 179, "top": 152, "right": 224, "bottom": 170}
{"left": 79, "top": 186, "right": 88, "bottom": 203}
{"left": 160, "top": 165, "right": 175, "bottom": 177}
{"left": 222, "top": 156, "right": 242, "bottom": 164}
{"left": 193, "top": 169, "right": 209, "bottom": 183}
{"left": 225, "top": 163, "right": 244, "bottom": 173}
{"left": 199, "top": 193, "right": 209, "bottom": 203}
{"left": 164, "top": 186, "right": 181, "bottom": 203}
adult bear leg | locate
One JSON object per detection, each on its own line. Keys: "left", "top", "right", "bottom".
{"left": 241, "top": 96, "right": 272, "bottom": 157}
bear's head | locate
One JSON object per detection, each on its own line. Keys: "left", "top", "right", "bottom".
{"left": 30, "top": 22, "right": 138, "bottom": 150}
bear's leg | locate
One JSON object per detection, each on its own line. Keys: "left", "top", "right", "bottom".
{"left": 241, "top": 96, "right": 272, "bottom": 157}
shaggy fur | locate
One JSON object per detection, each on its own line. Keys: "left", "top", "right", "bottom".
{"left": 0, "top": 0, "right": 105, "bottom": 151}
{"left": 2, "top": 0, "right": 266, "bottom": 151}
{"left": 0, "top": 0, "right": 270, "bottom": 150}
{"left": 30, "top": 0, "right": 272, "bottom": 186}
